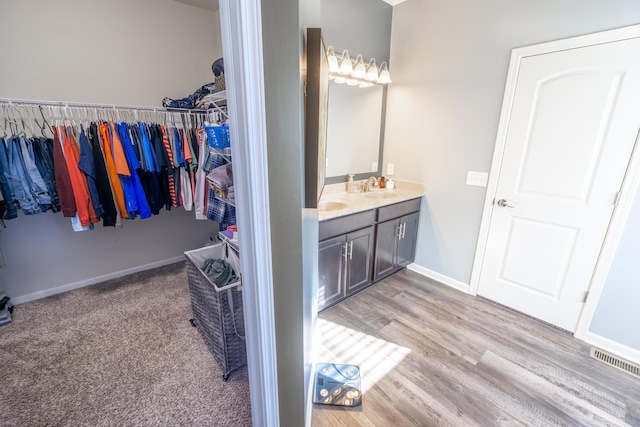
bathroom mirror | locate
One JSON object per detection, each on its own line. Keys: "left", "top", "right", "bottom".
{"left": 324, "top": 82, "right": 386, "bottom": 184}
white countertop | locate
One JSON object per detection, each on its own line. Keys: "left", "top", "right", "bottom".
{"left": 318, "top": 179, "right": 426, "bottom": 221}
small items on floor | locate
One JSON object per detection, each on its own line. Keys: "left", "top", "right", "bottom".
{"left": 314, "top": 363, "right": 362, "bottom": 407}
{"left": 0, "top": 294, "right": 14, "bottom": 326}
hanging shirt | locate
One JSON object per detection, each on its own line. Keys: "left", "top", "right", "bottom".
{"left": 5, "top": 136, "right": 42, "bottom": 215}
{"left": 99, "top": 122, "right": 128, "bottom": 219}
{"left": 67, "top": 128, "right": 99, "bottom": 224}
{"left": 52, "top": 129, "right": 76, "bottom": 217}
{"left": 0, "top": 137, "right": 19, "bottom": 219}
{"left": 193, "top": 128, "right": 208, "bottom": 220}
{"left": 18, "top": 136, "right": 51, "bottom": 211}
{"left": 160, "top": 126, "right": 178, "bottom": 207}
{"left": 118, "top": 122, "right": 151, "bottom": 219}
{"left": 77, "top": 125, "right": 104, "bottom": 218}
{"left": 31, "top": 137, "right": 60, "bottom": 213}
{"left": 150, "top": 124, "right": 171, "bottom": 210}
{"left": 59, "top": 126, "right": 96, "bottom": 226}
{"left": 109, "top": 121, "right": 138, "bottom": 218}
{"left": 89, "top": 123, "right": 118, "bottom": 227}
{"left": 139, "top": 123, "right": 159, "bottom": 173}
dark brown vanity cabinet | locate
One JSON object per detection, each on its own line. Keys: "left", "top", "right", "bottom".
{"left": 318, "top": 197, "right": 421, "bottom": 311}
{"left": 373, "top": 198, "right": 421, "bottom": 282}
{"left": 318, "top": 210, "right": 376, "bottom": 311}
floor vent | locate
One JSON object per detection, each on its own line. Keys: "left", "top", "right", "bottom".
{"left": 590, "top": 347, "right": 640, "bottom": 378}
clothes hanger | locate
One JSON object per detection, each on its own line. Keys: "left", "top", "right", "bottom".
{"left": 0, "top": 106, "right": 8, "bottom": 139}
{"left": 25, "top": 106, "right": 38, "bottom": 137}
{"left": 38, "top": 106, "right": 53, "bottom": 137}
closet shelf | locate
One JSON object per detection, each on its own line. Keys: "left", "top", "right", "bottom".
{"left": 212, "top": 147, "right": 232, "bottom": 162}
{"left": 214, "top": 195, "right": 235, "bottom": 207}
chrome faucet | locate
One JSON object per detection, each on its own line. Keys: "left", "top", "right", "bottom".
{"left": 364, "top": 176, "right": 379, "bottom": 192}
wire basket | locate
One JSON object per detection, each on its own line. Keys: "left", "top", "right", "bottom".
{"left": 184, "top": 242, "right": 246, "bottom": 381}
{"left": 214, "top": 74, "right": 227, "bottom": 106}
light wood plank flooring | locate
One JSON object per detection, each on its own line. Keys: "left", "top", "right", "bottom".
{"left": 311, "top": 269, "right": 640, "bottom": 426}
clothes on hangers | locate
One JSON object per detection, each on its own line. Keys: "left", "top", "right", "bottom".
{"left": 1, "top": 135, "right": 53, "bottom": 217}
{"left": 0, "top": 101, "right": 235, "bottom": 232}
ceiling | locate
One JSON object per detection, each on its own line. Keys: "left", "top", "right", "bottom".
{"left": 171, "top": 0, "right": 405, "bottom": 12}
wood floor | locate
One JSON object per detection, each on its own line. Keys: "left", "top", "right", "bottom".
{"left": 311, "top": 269, "right": 640, "bottom": 427}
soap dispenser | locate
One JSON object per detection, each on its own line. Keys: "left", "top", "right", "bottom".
{"left": 386, "top": 177, "right": 395, "bottom": 190}
{"left": 347, "top": 174, "right": 355, "bottom": 193}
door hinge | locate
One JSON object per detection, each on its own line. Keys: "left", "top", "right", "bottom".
{"left": 583, "top": 291, "right": 589, "bottom": 303}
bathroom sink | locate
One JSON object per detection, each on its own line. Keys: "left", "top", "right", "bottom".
{"left": 363, "top": 192, "right": 397, "bottom": 200}
{"left": 318, "top": 201, "right": 348, "bottom": 212}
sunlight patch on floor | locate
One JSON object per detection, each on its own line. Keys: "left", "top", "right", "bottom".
{"left": 315, "top": 318, "right": 412, "bottom": 393}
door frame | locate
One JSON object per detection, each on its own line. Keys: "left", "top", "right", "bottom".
{"left": 469, "top": 24, "right": 640, "bottom": 342}
{"left": 219, "top": 1, "right": 280, "bottom": 425}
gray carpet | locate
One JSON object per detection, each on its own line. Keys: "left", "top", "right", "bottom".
{"left": 0, "top": 262, "right": 252, "bottom": 426}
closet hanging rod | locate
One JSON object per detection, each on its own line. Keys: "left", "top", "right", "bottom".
{"left": 0, "top": 97, "right": 218, "bottom": 116}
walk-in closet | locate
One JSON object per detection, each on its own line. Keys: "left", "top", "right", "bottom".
{"left": 0, "top": 1, "right": 251, "bottom": 424}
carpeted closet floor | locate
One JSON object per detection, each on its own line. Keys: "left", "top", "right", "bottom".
{"left": 0, "top": 262, "right": 251, "bottom": 427}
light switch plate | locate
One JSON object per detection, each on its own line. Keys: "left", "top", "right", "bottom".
{"left": 387, "top": 163, "right": 394, "bottom": 175}
{"left": 466, "top": 171, "right": 488, "bottom": 187}
{"left": 371, "top": 162, "right": 378, "bottom": 172}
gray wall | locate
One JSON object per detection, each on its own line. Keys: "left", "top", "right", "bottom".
{"left": 385, "top": 0, "right": 640, "bottom": 282}
{"left": 261, "top": 0, "right": 319, "bottom": 424}
{"left": 590, "top": 190, "right": 640, "bottom": 350}
{"left": 321, "top": 0, "right": 391, "bottom": 62}
{"left": 384, "top": 0, "right": 640, "bottom": 351}
{"left": 0, "top": 0, "right": 222, "bottom": 302}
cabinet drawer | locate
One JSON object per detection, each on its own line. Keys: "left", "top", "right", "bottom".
{"left": 377, "top": 198, "right": 421, "bottom": 222}
{"left": 319, "top": 209, "right": 376, "bottom": 241}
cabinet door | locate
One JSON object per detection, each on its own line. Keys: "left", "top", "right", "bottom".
{"left": 373, "top": 218, "right": 400, "bottom": 282}
{"left": 345, "top": 226, "right": 375, "bottom": 295}
{"left": 397, "top": 212, "right": 420, "bottom": 268}
{"left": 318, "top": 235, "right": 346, "bottom": 311}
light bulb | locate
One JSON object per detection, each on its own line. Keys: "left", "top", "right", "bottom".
{"left": 352, "top": 55, "right": 366, "bottom": 79}
{"left": 366, "top": 58, "right": 379, "bottom": 82}
{"left": 359, "top": 82, "right": 373, "bottom": 88}
{"left": 338, "top": 50, "right": 353, "bottom": 75}
{"left": 326, "top": 46, "right": 340, "bottom": 74}
{"left": 377, "top": 62, "right": 392, "bottom": 84}
{"left": 346, "top": 78, "right": 360, "bottom": 86}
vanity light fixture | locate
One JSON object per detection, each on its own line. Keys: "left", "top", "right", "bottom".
{"left": 325, "top": 47, "right": 391, "bottom": 87}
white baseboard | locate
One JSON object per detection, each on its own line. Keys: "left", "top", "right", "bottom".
{"left": 407, "top": 263, "right": 471, "bottom": 294}
{"left": 582, "top": 330, "right": 640, "bottom": 366}
{"left": 11, "top": 256, "right": 185, "bottom": 305}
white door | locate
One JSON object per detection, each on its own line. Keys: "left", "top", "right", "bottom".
{"left": 478, "top": 35, "right": 640, "bottom": 332}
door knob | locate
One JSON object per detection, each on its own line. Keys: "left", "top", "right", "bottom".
{"left": 496, "top": 199, "right": 515, "bottom": 208}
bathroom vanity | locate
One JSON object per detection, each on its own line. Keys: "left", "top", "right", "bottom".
{"left": 317, "top": 182, "right": 424, "bottom": 311}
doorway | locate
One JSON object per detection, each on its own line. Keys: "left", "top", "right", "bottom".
{"left": 472, "top": 26, "right": 640, "bottom": 332}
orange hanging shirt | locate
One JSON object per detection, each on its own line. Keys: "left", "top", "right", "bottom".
{"left": 100, "top": 123, "right": 128, "bottom": 219}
